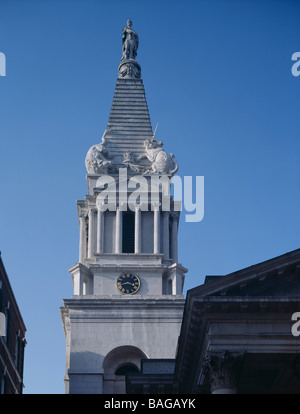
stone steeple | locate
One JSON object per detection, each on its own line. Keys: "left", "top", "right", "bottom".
{"left": 60, "top": 21, "right": 187, "bottom": 395}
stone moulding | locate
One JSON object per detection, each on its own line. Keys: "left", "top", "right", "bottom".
{"left": 60, "top": 297, "right": 185, "bottom": 323}
{"left": 118, "top": 59, "right": 141, "bottom": 79}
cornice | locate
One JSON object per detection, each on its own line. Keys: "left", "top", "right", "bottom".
{"left": 63, "top": 295, "right": 185, "bottom": 308}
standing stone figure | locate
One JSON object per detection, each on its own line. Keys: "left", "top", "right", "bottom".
{"left": 122, "top": 19, "right": 139, "bottom": 61}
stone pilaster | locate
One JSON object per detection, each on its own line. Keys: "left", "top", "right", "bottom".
{"left": 115, "top": 206, "right": 122, "bottom": 254}
{"left": 87, "top": 208, "right": 95, "bottom": 259}
{"left": 153, "top": 203, "right": 160, "bottom": 254}
{"left": 163, "top": 212, "right": 170, "bottom": 259}
{"left": 79, "top": 213, "right": 87, "bottom": 263}
{"left": 96, "top": 205, "right": 105, "bottom": 254}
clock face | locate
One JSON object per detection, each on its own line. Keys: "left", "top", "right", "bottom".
{"left": 116, "top": 272, "right": 141, "bottom": 295}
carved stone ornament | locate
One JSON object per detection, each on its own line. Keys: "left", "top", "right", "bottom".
{"left": 138, "top": 138, "right": 179, "bottom": 176}
{"left": 203, "top": 351, "right": 245, "bottom": 393}
{"left": 122, "top": 151, "right": 144, "bottom": 174}
{"left": 85, "top": 128, "right": 114, "bottom": 174}
{"left": 118, "top": 60, "right": 141, "bottom": 79}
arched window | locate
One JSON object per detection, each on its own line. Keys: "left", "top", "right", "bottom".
{"left": 102, "top": 345, "right": 148, "bottom": 394}
{"left": 115, "top": 364, "right": 139, "bottom": 376}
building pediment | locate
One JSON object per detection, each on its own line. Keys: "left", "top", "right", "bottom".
{"left": 175, "top": 248, "right": 300, "bottom": 393}
{"left": 189, "top": 248, "right": 300, "bottom": 298}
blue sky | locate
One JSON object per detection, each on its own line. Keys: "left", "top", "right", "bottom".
{"left": 0, "top": 0, "right": 299, "bottom": 394}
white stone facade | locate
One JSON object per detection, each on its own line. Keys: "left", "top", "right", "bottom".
{"left": 61, "top": 296, "right": 184, "bottom": 393}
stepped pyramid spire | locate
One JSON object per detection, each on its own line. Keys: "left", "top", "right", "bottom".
{"left": 85, "top": 20, "right": 178, "bottom": 176}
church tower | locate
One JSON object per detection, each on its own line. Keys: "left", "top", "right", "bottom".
{"left": 60, "top": 20, "right": 187, "bottom": 394}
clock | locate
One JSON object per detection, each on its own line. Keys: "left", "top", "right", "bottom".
{"left": 116, "top": 272, "right": 141, "bottom": 295}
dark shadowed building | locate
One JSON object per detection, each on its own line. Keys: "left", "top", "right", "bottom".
{"left": 0, "top": 254, "right": 27, "bottom": 394}
{"left": 127, "top": 249, "right": 300, "bottom": 394}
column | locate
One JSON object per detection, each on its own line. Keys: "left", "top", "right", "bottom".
{"left": 96, "top": 205, "right": 104, "bottom": 254}
{"left": 115, "top": 206, "right": 122, "bottom": 254}
{"left": 134, "top": 205, "right": 141, "bottom": 254}
{"left": 79, "top": 213, "right": 87, "bottom": 263}
{"left": 171, "top": 212, "right": 178, "bottom": 263}
{"left": 203, "top": 351, "right": 245, "bottom": 394}
{"left": 88, "top": 208, "right": 95, "bottom": 259}
{"left": 163, "top": 211, "right": 170, "bottom": 259}
{"left": 153, "top": 203, "right": 160, "bottom": 254}
{"left": 143, "top": 384, "right": 150, "bottom": 394}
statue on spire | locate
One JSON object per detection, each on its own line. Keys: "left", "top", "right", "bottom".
{"left": 121, "top": 19, "right": 139, "bottom": 61}
{"left": 118, "top": 20, "right": 141, "bottom": 79}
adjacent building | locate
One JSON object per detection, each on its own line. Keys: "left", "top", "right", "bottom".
{"left": 175, "top": 248, "right": 300, "bottom": 394}
{"left": 126, "top": 248, "right": 300, "bottom": 394}
{"left": 0, "top": 254, "right": 26, "bottom": 394}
